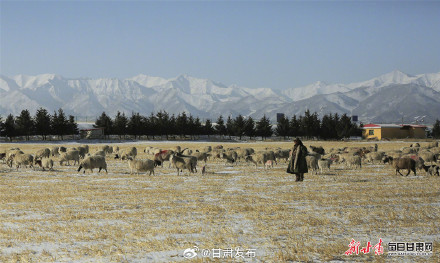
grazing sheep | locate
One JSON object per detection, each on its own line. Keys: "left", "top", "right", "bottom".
{"left": 418, "top": 151, "right": 437, "bottom": 164}
{"left": 364, "top": 152, "right": 385, "bottom": 164}
{"left": 236, "top": 148, "right": 252, "bottom": 162}
{"left": 153, "top": 150, "right": 175, "bottom": 167}
{"left": 265, "top": 160, "right": 274, "bottom": 169}
{"left": 402, "top": 155, "right": 425, "bottom": 171}
{"left": 317, "top": 159, "right": 332, "bottom": 174}
{"left": 50, "top": 147, "right": 60, "bottom": 157}
{"left": 245, "top": 151, "right": 276, "bottom": 169}
{"left": 127, "top": 157, "right": 155, "bottom": 175}
{"left": 191, "top": 151, "right": 210, "bottom": 164}
{"left": 220, "top": 151, "right": 238, "bottom": 166}
{"left": 175, "top": 154, "right": 198, "bottom": 172}
{"left": 0, "top": 152, "right": 6, "bottom": 163}
{"left": 81, "top": 145, "right": 90, "bottom": 154}
{"left": 7, "top": 149, "right": 24, "bottom": 160}
{"left": 346, "top": 156, "right": 362, "bottom": 169}
{"left": 115, "top": 147, "right": 138, "bottom": 160}
{"left": 310, "top": 145, "right": 325, "bottom": 155}
{"left": 35, "top": 148, "right": 51, "bottom": 159}
{"left": 77, "top": 146, "right": 88, "bottom": 159}
{"left": 59, "top": 150, "right": 80, "bottom": 166}
{"left": 77, "top": 156, "right": 107, "bottom": 174}
{"left": 99, "top": 145, "right": 112, "bottom": 154}
{"left": 169, "top": 154, "right": 194, "bottom": 176}
{"left": 8, "top": 153, "right": 34, "bottom": 170}
{"left": 211, "top": 148, "right": 226, "bottom": 161}
{"left": 410, "top": 143, "right": 420, "bottom": 148}
{"left": 274, "top": 149, "right": 290, "bottom": 163}
{"left": 202, "top": 146, "right": 212, "bottom": 153}
{"left": 34, "top": 158, "right": 54, "bottom": 171}
{"left": 388, "top": 157, "right": 416, "bottom": 176}
{"left": 305, "top": 155, "right": 319, "bottom": 174}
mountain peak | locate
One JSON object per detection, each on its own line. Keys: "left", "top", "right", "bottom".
{"left": 379, "top": 70, "right": 412, "bottom": 82}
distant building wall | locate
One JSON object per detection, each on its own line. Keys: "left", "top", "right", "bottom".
{"left": 362, "top": 124, "right": 426, "bottom": 140}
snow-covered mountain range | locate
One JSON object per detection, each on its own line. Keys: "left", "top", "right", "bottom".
{"left": 1, "top": 70, "right": 439, "bottom": 123}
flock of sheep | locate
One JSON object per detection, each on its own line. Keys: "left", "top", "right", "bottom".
{"left": 1, "top": 141, "right": 439, "bottom": 177}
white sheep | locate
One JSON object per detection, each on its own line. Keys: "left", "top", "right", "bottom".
{"left": 245, "top": 151, "right": 276, "bottom": 169}
{"left": 51, "top": 147, "right": 60, "bottom": 157}
{"left": 191, "top": 151, "right": 210, "bottom": 164}
{"left": 76, "top": 146, "right": 88, "bottom": 159}
{"left": 169, "top": 154, "right": 194, "bottom": 176}
{"left": 220, "top": 151, "right": 238, "bottom": 166}
{"left": 127, "top": 157, "right": 155, "bottom": 175}
{"left": 59, "top": 150, "right": 80, "bottom": 166}
{"left": 99, "top": 145, "right": 112, "bottom": 154}
{"left": 35, "top": 148, "right": 51, "bottom": 159}
{"left": 346, "top": 156, "right": 362, "bottom": 169}
{"left": 306, "top": 155, "right": 319, "bottom": 174}
{"left": 35, "top": 158, "right": 54, "bottom": 171}
{"left": 8, "top": 153, "right": 34, "bottom": 170}
{"left": 418, "top": 151, "right": 437, "bottom": 164}
{"left": 77, "top": 156, "right": 107, "bottom": 174}
{"left": 115, "top": 147, "right": 137, "bottom": 160}
{"left": 317, "top": 159, "right": 332, "bottom": 174}
{"left": 364, "top": 152, "right": 385, "bottom": 164}
{"left": 81, "top": 145, "right": 90, "bottom": 154}
{"left": 7, "top": 149, "right": 24, "bottom": 160}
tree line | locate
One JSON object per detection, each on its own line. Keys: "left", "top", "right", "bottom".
{"left": 94, "top": 111, "right": 273, "bottom": 140}
{"left": 2, "top": 108, "right": 438, "bottom": 141}
{"left": 0, "top": 108, "right": 78, "bottom": 141}
{"left": 93, "top": 109, "right": 362, "bottom": 140}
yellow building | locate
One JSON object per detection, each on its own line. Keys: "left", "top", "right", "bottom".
{"left": 362, "top": 124, "right": 427, "bottom": 140}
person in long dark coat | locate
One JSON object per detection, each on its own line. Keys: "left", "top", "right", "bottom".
{"left": 287, "top": 138, "right": 308, "bottom": 181}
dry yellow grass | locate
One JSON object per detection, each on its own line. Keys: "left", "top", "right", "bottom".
{"left": 0, "top": 140, "right": 439, "bottom": 262}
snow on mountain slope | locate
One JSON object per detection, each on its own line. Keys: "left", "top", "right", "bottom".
{"left": 0, "top": 71, "right": 439, "bottom": 123}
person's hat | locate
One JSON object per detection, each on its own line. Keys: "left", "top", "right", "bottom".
{"left": 294, "top": 138, "right": 301, "bottom": 143}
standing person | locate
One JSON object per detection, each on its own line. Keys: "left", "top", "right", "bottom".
{"left": 287, "top": 138, "right": 308, "bottom": 181}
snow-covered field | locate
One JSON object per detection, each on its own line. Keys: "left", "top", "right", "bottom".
{"left": 1, "top": 141, "right": 439, "bottom": 262}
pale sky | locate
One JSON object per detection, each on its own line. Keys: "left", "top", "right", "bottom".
{"left": 1, "top": 0, "right": 439, "bottom": 90}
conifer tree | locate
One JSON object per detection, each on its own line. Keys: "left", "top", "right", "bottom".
{"left": 204, "top": 119, "right": 214, "bottom": 137}
{"left": 431, "top": 119, "right": 440, "bottom": 139}
{"left": 256, "top": 115, "right": 273, "bottom": 140}
{"left": 3, "top": 114, "right": 17, "bottom": 141}
{"left": 275, "top": 114, "right": 290, "bottom": 139}
{"left": 244, "top": 116, "right": 256, "bottom": 139}
{"left": 34, "top": 108, "right": 51, "bottom": 140}
{"left": 233, "top": 114, "right": 246, "bottom": 140}
{"left": 16, "top": 109, "right": 34, "bottom": 140}
{"left": 214, "top": 115, "right": 226, "bottom": 137}
{"left": 113, "top": 111, "right": 128, "bottom": 139}
{"left": 127, "top": 112, "right": 143, "bottom": 139}
{"left": 226, "top": 116, "right": 234, "bottom": 139}
{"left": 95, "top": 112, "right": 113, "bottom": 138}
